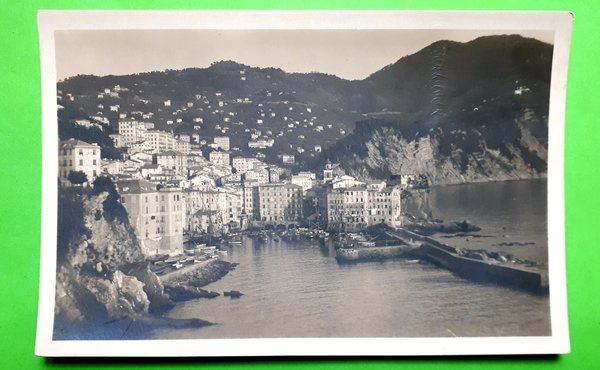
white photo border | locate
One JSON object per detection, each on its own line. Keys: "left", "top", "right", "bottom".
{"left": 36, "top": 10, "right": 573, "bottom": 357}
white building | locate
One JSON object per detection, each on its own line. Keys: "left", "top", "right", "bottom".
{"left": 58, "top": 139, "right": 101, "bottom": 186}
{"left": 209, "top": 151, "right": 231, "bottom": 167}
{"left": 213, "top": 136, "right": 230, "bottom": 151}
{"left": 118, "top": 120, "right": 147, "bottom": 147}
{"left": 291, "top": 173, "right": 314, "bottom": 192}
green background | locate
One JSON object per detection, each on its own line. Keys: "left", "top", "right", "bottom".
{"left": 1, "top": 0, "right": 598, "bottom": 368}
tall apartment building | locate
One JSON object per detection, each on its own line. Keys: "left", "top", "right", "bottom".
{"left": 257, "top": 183, "right": 303, "bottom": 222}
{"left": 184, "top": 188, "right": 242, "bottom": 233}
{"left": 145, "top": 130, "right": 176, "bottom": 152}
{"left": 153, "top": 151, "right": 188, "bottom": 177}
{"left": 58, "top": 139, "right": 101, "bottom": 186}
{"left": 325, "top": 182, "right": 402, "bottom": 231}
{"left": 118, "top": 120, "right": 147, "bottom": 147}
{"left": 116, "top": 180, "right": 185, "bottom": 255}
{"left": 243, "top": 180, "right": 260, "bottom": 221}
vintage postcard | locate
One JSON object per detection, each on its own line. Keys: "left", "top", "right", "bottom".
{"left": 36, "top": 10, "right": 572, "bottom": 356}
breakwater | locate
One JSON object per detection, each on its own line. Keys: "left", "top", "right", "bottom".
{"left": 340, "top": 227, "right": 548, "bottom": 293}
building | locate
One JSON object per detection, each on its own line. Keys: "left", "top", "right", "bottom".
{"left": 213, "top": 136, "right": 230, "bottom": 151}
{"left": 153, "top": 151, "right": 188, "bottom": 177}
{"left": 332, "top": 175, "right": 365, "bottom": 189}
{"left": 323, "top": 162, "right": 334, "bottom": 182}
{"left": 257, "top": 183, "right": 303, "bottom": 222}
{"left": 58, "top": 139, "right": 101, "bottom": 186}
{"left": 232, "top": 157, "right": 261, "bottom": 173}
{"left": 175, "top": 139, "right": 190, "bottom": 155}
{"left": 244, "top": 167, "right": 269, "bottom": 184}
{"left": 209, "top": 151, "right": 231, "bottom": 167}
{"left": 248, "top": 139, "right": 274, "bottom": 148}
{"left": 117, "top": 180, "right": 185, "bottom": 255}
{"left": 184, "top": 187, "right": 243, "bottom": 232}
{"left": 366, "top": 182, "right": 402, "bottom": 226}
{"left": 140, "top": 164, "right": 162, "bottom": 178}
{"left": 243, "top": 180, "right": 260, "bottom": 221}
{"left": 145, "top": 130, "right": 176, "bottom": 153}
{"left": 325, "top": 182, "right": 402, "bottom": 231}
{"left": 118, "top": 120, "right": 147, "bottom": 147}
{"left": 291, "top": 173, "right": 314, "bottom": 192}
{"left": 280, "top": 154, "right": 295, "bottom": 165}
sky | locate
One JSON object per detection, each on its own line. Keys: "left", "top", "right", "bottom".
{"left": 55, "top": 29, "right": 553, "bottom": 82}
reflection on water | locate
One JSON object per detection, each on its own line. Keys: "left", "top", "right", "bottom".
{"left": 154, "top": 180, "right": 550, "bottom": 339}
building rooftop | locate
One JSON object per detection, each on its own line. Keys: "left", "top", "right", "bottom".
{"left": 154, "top": 150, "right": 185, "bottom": 156}
{"left": 60, "top": 138, "right": 100, "bottom": 149}
{"left": 116, "top": 179, "right": 158, "bottom": 194}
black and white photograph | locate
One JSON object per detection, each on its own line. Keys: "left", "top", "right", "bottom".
{"left": 36, "top": 11, "right": 572, "bottom": 356}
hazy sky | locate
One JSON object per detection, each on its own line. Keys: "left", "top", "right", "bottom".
{"left": 55, "top": 29, "right": 553, "bottom": 81}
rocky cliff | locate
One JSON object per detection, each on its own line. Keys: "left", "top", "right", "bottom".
{"left": 54, "top": 185, "right": 176, "bottom": 339}
{"left": 328, "top": 115, "right": 548, "bottom": 185}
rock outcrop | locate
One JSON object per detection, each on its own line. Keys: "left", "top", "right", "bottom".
{"left": 54, "top": 186, "right": 178, "bottom": 338}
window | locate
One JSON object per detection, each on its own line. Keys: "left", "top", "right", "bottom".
{"left": 79, "top": 160, "right": 83, "bottom": 166}
{"left": 93, "top": 160, "right": 96, "bottom": 165}
{"left": 69, "top": 160, "right": 72, "bottom": 166}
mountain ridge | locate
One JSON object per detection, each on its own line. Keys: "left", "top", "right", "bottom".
{"left": 57, "top": 34, "right": 553, "bottom": 185}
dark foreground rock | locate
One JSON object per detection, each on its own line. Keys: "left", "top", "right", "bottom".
{"left": 54, "top": 313, "right": 214, "bottom": 340}
{"left": 405, "top": 219, "right": 481, "bottom": 235}
{"left": 54, "top": 182, "right": 221, "bottom": 340}
{"left": 164, "top": 260, "right": 238, "bottom": 288}
{"left": 223, "top": 290, "right": 243, "bottom": 298}
{"left": 121, "top": 262, "right": 175, "bottom": 314}
{"left": 164, "top": 285, "right": 220, "bottom": 302}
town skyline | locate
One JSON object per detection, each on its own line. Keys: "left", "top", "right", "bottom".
{"left": 55, "top": 29, "right": 554, "bottom": 82}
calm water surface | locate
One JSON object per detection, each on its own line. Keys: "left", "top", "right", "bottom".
{"left": 154, "top": 180, "right": 550, "bottom": 339}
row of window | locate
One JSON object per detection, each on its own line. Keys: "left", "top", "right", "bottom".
{"left": 60, "top": 170, "right": 97, "bottom": 178}
{"left": 61, "top": 159, "right": 97, "bottom": 166}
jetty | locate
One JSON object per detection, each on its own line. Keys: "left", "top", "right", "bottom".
{"left": 335, "top": 226, "right": 548, "bottom": 294}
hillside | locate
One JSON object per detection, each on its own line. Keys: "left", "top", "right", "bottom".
{"left": 324, "top": 35, "right": 552, "bottom": 184}
{"left": 57, "top": 34, "right": 553, "bottom": 184}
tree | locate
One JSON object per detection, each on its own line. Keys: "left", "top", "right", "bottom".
{"left": 67, "top": 170, "right": 88, "bottom": 186}
{"left": 92, "top": 176, "right": 129, "bottom": 223}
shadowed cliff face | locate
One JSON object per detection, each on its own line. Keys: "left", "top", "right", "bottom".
{"left": 326, "top": 115, "right": 548, "bottom": 185}
{"left": 54, "top": 187, "right": 174, "bottom": 338}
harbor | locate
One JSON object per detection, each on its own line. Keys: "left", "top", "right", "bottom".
{"left": 154, "top": 229, "right": 550, "bottom": 339}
